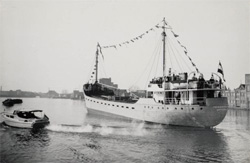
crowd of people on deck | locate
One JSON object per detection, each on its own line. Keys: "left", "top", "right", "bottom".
{"left": 150, "top": 72, "right": 222, "bottom": 90}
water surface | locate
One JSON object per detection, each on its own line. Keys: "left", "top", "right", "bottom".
{"left": 0, "top": 98, "right": 249, "bottom": 163}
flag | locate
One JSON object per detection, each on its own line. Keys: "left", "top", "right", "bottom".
{"left": 217, "top": 61, "right": 226, "bottom": 81}
{"left": 97, "top": 43, "right": 104, "bottom": 60}
{"left": 171, "top": 31, "right": 179, "bottom": 37}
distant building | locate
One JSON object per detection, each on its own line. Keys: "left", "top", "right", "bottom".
{"left": 131, "top": 90, "right": 147, "bottom": 98}
{"left": 0, "top": 89, "right": 38, "bottom": 97}
{"left": 99, "top": 78, "right": 118, "bottom": 88}
{"left": 224, "top": 74, "right": 250, "bottom": 109}
{"left": 245, "top": 74, "right": 250, "bottom": 108}
{"left": 71, "top": 90, "right": 84, "bottom": 99}
{"left": 46, "top": 90, "right": 59, "bottom": 98}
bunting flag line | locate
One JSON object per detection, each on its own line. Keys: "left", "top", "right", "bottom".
{"left": 99, "top": 19, "right": 200, "bottom": 74}
{"left": 171, "top": 29, "right": 199, "bottom": 73}
{"left": 101, "top": 20, "right": 163, "bottom": 50}
{"left": 171, "top": 30, "right": 179, "bottom": 37}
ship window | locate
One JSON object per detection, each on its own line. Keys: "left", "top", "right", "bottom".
{"left": 108, "top": 104, "right": 110, "bottom": 106}
{"left": 200, "top": 108, "right": 203, "bottom": 110}
{"left": 132, "top": 107, "right": 135, "bottom": 109}
{"left": 117, "top": 105, "right": 119, "bottom": 107}
{"left": 144, "top": 106, "right": 146, "bottom": 108}
{"left": 97, "top": 102, "right": 99, "bottom": 103}
{"left": 121, "top": 106, "right": 124, "bottom": 108}
{"left": 10, "top": 115, "right": 14, "bottom": 118}
{"left": 101, "top": 102, "right": 103, "bottom": 104}
{"left": 148, "top": 106, "right": 150, "bottom": 108}
{"left": 158, "top": 107, "right": 159, "bottom": 109}
{"left": 181, "top": 108, "right": 183, "bottom": 110}
{"left": 167, "top": 107, "right": 168, "bottom": 109}
{"left": 6, "top": 115, "right": 9, "bottom": 117}
{"left": 175, "top": 108, "right": 177, "bottom": 110}
{"left": 104, "top": 103, "right": 106, "bottom": 105}
{"left": 112, "top": 104, "right": 114, "bottom": 106}
{"left": 126, "top": 106, "right": 129, "bottom": 109}
{"left": 192, "top": 108, "right": 194, "bottom": 110}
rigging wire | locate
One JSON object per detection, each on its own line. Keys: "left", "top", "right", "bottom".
{"left": 86, "top": 54, "right": 97, "bottom": 83}
{"left": 153, "top": 42, "right": 162, "bottom": 78}
{"left": 132, "top": 36, "right": 161, "bottom": 87}
{"left": 166, "top": 37, "right": 173, "bottom": 72}
{"left": 167, "top": 36, "right": 192, "bottom": 72}
{"left": 144, "top": 37, "right": 162, "bottom": 89}
{"left": 166, "top": 37, "right": 184, "bottom": 72}
{"left": 99, "top": 57, "right": 108, "bottom": 78}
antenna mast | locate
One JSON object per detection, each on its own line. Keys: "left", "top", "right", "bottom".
{"left": 162, "top": 18, "right": 167, "bottom": 105}
{"left": 95, "top": 43, "right": 99, "bottom": 83}
{"left": 162, "top": 18, "right": 167, "bottom": 78}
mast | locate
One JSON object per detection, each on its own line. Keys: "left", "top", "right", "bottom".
{"left": 162, "top": 18, "right": 167, "bottom": 104}
{"left": 95, "top": 43, "right": 99, "bottom": 83}
{"left": 162, "top": 18, "right": 166, "bottom": 78}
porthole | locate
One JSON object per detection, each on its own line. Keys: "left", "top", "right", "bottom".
{"left": 181, "top": 108, "right": 183, "bottom": 110}
{"left": 200, "top": 108, "right": 203, "bottom": 110}
{"left": 121, "top": 106, "right": 124, "bottom": 108}
{"left": 192, "top": 108, "right": 194, "bottom": 110}
{"left": 126, "top": 107, "right": 129, "bottom": 109}
{"left": 117, "top": 105, "right": 119, "bottom": 107}
{"left": 175, "top": 108, "right": 177, "bottom": 110}
{"left": 132, "top": 107, "right": 135, "bottom": 109}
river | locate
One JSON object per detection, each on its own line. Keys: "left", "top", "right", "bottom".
{"left": 0, "top": 97, "right": 249, "bottom": 163}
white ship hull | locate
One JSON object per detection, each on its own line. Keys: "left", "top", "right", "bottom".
{"left": 84, "top": 94, "right": 228, "bottom": 128}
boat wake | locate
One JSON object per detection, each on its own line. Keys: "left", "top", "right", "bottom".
{"left": 46, "top": 122, "right": 151, "bottom": 136}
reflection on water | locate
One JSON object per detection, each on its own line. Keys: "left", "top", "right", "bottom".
{"left": 155, "top": 128, "right": 231, "bottom": 162}
{"left": 220, "top": 109, "right": 250, "bottom": 130}
{"left": 0, "top": 98, "right": 250, "bottom": 163}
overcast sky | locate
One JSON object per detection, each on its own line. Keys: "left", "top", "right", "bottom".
{"left": 0, "top": 0, "right": 249, "bottom": 93}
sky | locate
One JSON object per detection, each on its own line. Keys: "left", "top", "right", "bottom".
{"left": 0, "top": 0, "right": 249, "bottom": 93}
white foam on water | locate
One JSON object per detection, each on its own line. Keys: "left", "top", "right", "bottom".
{"left": 46, "top": 122, "right": 150, "bottom": 136}
{"left": 46, "top": 124, "right": 93, "bottom": 133}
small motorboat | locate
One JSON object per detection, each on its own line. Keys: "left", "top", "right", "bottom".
{"left": 2, "top": 110, "right": 50, "bottom": 129}
{"left": 2, "top": 99, "right": 23, "bottom": 107}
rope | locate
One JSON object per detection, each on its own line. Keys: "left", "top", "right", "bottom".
{"left": 167, "top": 36, "right": 192, "bottom": 72}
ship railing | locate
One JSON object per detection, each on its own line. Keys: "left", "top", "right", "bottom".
{"left": 164, "top": 97, "right": 207, "bottom": 105}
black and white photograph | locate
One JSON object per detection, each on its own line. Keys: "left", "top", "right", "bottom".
{"left": 0, "top": 0, "right": 249, "bottom": 162}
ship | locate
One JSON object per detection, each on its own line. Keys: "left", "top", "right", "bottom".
{"left": 83, "top": 18, "right": 228, "bottom": 128}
